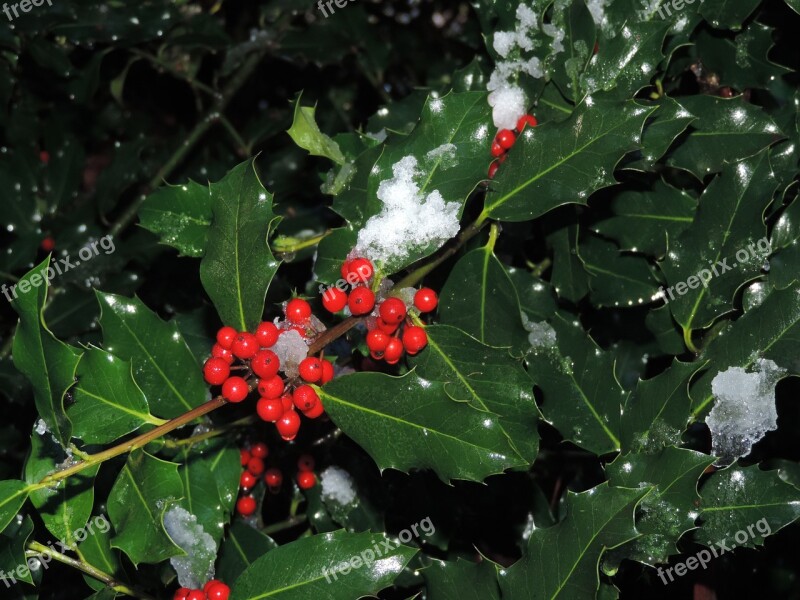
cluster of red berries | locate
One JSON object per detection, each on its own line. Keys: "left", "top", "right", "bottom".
{"left": 236, "top": 442, "right": 280, "bottom": 517}
{"left": 203, "top": 299, "right": 330, "bottom": 442}
{"left": 320, "top": 257, "right": 377, "bottom": 315}
{"left": 488, "top": 113, "right": 538, "bottom": 179}
{"left": 173, "top": 580, "right": 229, "bottom": 600}
{"left": 364, "top": 289, "right": 435, "bottom": 364}
{"left": 295, "top": 453, "right": 317, "bottom": 490}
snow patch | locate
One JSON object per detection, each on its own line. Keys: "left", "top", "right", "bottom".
{"left": 272, "top": 329, "right": 309, "bottom": 379}
{"left": 707, "top": 359, "right": 786, "bottom": 464}
{"left": 320, "top": 466, "right": 357, "bottom": 506}
{"left": 164, "top": 506, "right": 216, "bottom": 589}
{"left": 34, "top": 419, "right": 48, "bottom": 435}
{"left": 425, "top": 143, "right": 458, "bottom": 169}
{"left": 521, "top": 314, "right": 557, "bottom": 349}
{"left": 355, "top": 156, "right": 460, "bottom": 267}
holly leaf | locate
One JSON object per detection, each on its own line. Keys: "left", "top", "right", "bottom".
{"left": 199, "top": 159, "right": 281, "bottom": 332}
{"left": 177, "top": 457, "right": 227, "bottom": 546}
{"left": 699, "top": 0, "right": 762, "bottom": 30}
{"left": 0, "top": 515, "right": 34, "bottom": 585}
{"left": 423, "top": 559, "right": 501, "bottom": 600}
{"left": 217, "top": 520, "right": 277, "bottom": 583}
{"left": 622, "top": 97, "right": 696, "bottom": 171}
{"left": 769, "top": 196, "right": 800, "bottom": 289}
{"left": 0, "top": 481, "right": 31, "bottom": 536}
{"left": 287, "top": 101, "right": 346, "bottom": 165}
{"left": 96, "top": 292, "right": 207, "bottom": 419}
{"left": 318, "top": 371, "right": 527, "bottom": 483}
{"left": 139, "top": 180, "right": 213, "bottom": 258}
{"left": 79, "top": 525, "right": 125, "bottom": 592}
{"left": 548, "top": 221, "right": 590, "bottom": 303}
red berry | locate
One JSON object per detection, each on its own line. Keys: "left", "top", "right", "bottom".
{"left": 320, "top": 360, "right": 334, "bottom": 384}
{"left": 174, "top": 588, "right": 191, "bottom": 600}
{"left": 257, "top": 375, "right": 284, "bottom": 399}
{"left": 384, "top": 338, "right": 404, "bottom": 362}
{"left": 236, "top": 495, "right": 257, "bottom": 516}
{"left": 402, "top": 326, "right": 428, "bottom": 355}
{"left": 516, "top": 114, "right": 538, "bottom": 132}
{"left": 376, "top": 318, "right": 399, "bottom": 334}
{"left": 348, "top": 287, "right": 376, "bottom": 316}
{"left": 216, "top": 326, "right": 237, "bottom": 350}
{"left": 240, "top": 449, "right": 250, "bottom": 466}
{"left": 322, "top": 287, "right": 348, "bottom": 313}
{"left": 255, "top": 321, "right": 279, "bottom": 347}
{"left": 204, "top": 580, "right": 222, "bottom": 594}
{"left": 222, "top": 376, "right": 249, "bottom": 402}
{"left": 250, "top": 442, "right": 268, "bottom": 458}
{"left": 276, "top": 410, "right": 301, "bottom": 441}
{"left": 203, "top": 358, "right": 230, "bottom": 386}
{"left": 39, "top": 150, "right": 50, "bottom": 164}
{"left": 285, "top": 298, "right": 312, "bottom": 324}
{"left": 488, "top": 160, "right": 500, "bottom": 179}
{"left": 414, "top": 288, "right": 438, "bottom": 313}
{"left": 379, "top": 297, "right": 406, "bottom": 324}
{"left": 211, "top": 343, "right": 234, "bottom": 365}
{"left": 490, "top": 141, "right": 505, "bottom": 157}
{"left": 280, "top": 393, "right": 294, "bottom": 412}
{"left": 340, "top": 259, "right": 352, "bottom": 280}
{"left": 264, "top": 468, "right": 283, "bottom": 488}
{"left": 298, "top": 454, "right": 315, "bottom": 472}
{"left": 206, "top": 581, "right": 230, "bottom": 600}
{"left": 366, "top": 329, "right": 390, "bottom": 354}
{"left": 293, "top": 385, "right": 319, "bottom": 411}
{"left": 240, "top": 471, "right": 257, "bottom": 489}
{"left": 40, "top": 237, "right": 55, "bottom": 252}
{"left": 302, "top": 401, "right": 325, "bottom": 419}
{"left": 496, "top": 129, "right": 516, "bottom": 150}
{"left": 346, "top": 258, "right": 374, "bottom": 283}
{"left": 251, "top": 349, "right": 280, "bottom": 379}
{"left": 298, "top": 358, "right": 323, "bottom": 383}
{"left": 231, "top": 333, "right": 259, "bottom": 359}
{"left": 186, "top": 591, "right": 205, "bottom": 600}
{"left": 297, "top": 471, "right": 316, "bottom": 490}
{"left": 257, "top": 397, "right": 284, "bottom": 422}
{"left": 247, "top": 456, "right": 265, "bottom": 476}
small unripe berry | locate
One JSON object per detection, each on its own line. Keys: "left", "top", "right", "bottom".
{"left": 320, "top": 360, "right": 335, "bottom": 384}
{"left": 293, "top": 385, "right": 320, "bottom": 411}
{"left": 250, "top": 443, "right": 268, "bottom": 458}
{"left": 264, "top": 468, "right": 283, "bottom": 488}
{"left": 379, "top": 297, "right": 406, "bottom": 324}
{"left": 384, "top": 338, "right": 404, "bottom": 363}
{"left": 276, "top": 410, "right": 301, "bottom": 441}
{"left": 255, "top": 321, "right": 279, "bottom": 347}
{"left": 222, "top": 377, "right": 249, "bottom": 402}
{"left": 402, "top": 326, "right": 428, "bottom": 355}
{"left": 240, "top": 471, "right": 257, "bottom": 489}
{"left": 251, "top": 349, "right": 280, "bottom": 379}
{"left": 256, "top": 397, "right": 284, "bottom": 422}
{"left": 257, "top": 375, "right": 284, "bottom": 399}
{"left": 216, "top": 326, "right": 238, "bottom": 350}
{"left": 211, "top": 343, "right": 234, "bottom": 365}
{"left": 247, "top": 456, "right": 265, "bottom": 476}
{"left": 203, "top": 358, "right": 230, "bottom": 385}
{"left": 322, "top": 287, "right": 348, "bottom": 312}
{"left": 496, "top": 129, "right": 516, "bottom": 149}
{"left": 348, "top": 286, "right": 375, "bottom": 315}
{"left": 414, "top": 288, "right": 438, "bottom": 313}
{"left": 298, "top": 357, "right": 323, "bottom": 383}
{"left": 297, "top": 471, "right": 316, "bottom": 490}
{"left": 346, "top": 258, "right": 374, "bottom": 283}
{"left": 285, "top": 298, "right": 312, "bottom": 324}
{"left": 236, "top": 495, "right": 257, "bottom": 516}
{"left": 231, "top": 333, "right": 259, "bottom": 359}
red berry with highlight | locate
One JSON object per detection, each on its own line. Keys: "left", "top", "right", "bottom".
{"left": 348, "top": 287, "right": 375, "bottom": 315}
{"left": 402, "top": 326, "right": 428, "bottom": 355}
{"left": 174, "top": 588, "right": 191, "bottom": 600}
{"left": 222, "top": 377, "right": 249, "bottom": 402}
{"left": 204, "top": 580, "right": 222, "bottom": 594}
{"left": 322, "top": 287, "right": 348, "bottom": 313}
{"left": 186, "top": 591, "right": 205, "bottom": 600}
{"left": 250, "top": 443, "right": 268, "bottom": 458}
{"left": 206, "top": 581, "right": 230, "bottom": 600}
{"left": 347, "top": 257, "right": 374, "bottom": 283}
{"left": 299, "top": 358, "right": 323, "bottom": 383}
{"left": 255, "top": 321, "right": 279, "bottom": 347}
{"left": 264, "top": 468, "right": 283, "bottom": 488}
{"left": 298, "top": 454, "right": 315, "bottom": 471}
{"left": 488, "top": 160, "right": 500, "bottom": 179}
{"left": 216, "top": 326, "right": 237, "bottom": 350}
{"left": 211, "top": 343, "right": 234, "bottom": 365}
{"left": 203, "top": 357, "right": 230, "bottom": 385}
{"left": 236, "top": 495, "right": 257, "bottom": 516}
{"left": 302, "top": 400, "right": 325, "bottom": 419}
{"left": 490, "top": 141, "right": 504, "bottom": 157}
{"left": 320, "top": 360, "right": 334, "bottom": 384}
{"left": 293, "top": 385, "right": 319, "bottom": 411}
{"left": 231, "top": 332, "right": 259, "bottom": 359}
{"left": 257, "top": 397, "right": 284, "bottom": 422}
{"left": 247, "top": 456, "right": 265, "bottom": 476}
{"left": 251, "top": 349, "right": 280, "bottom": 379}
{"left": 384, "top": 338, "right": 404, "bottom": 362}
{"left": 414, "top": 288, "right": 438, "bottom": 313}
{"left": 379, "top": 297, "right": 406, "bottom": 324}
{"left": 516, "top": 114, "right": 538, "bottom": 132}
{"left": 286, "top": 298, "right": 312, "bottom": 324}
{"left": 276, "top": 410, "right": 301, "bottom": 441}
{"left": 366, "top": 329, "right": 390, "bottom": 353}
{"left": 258, "top": 375, "right": 284, "bottom": 399}
{"left": 496, "top": 129, "right": 516, "bottom": 149}
{"left": 240, "top": 471, "right": 257, "bottom": 489}
{"left": 297, "top": 471, "right": 316, "bottom": 490}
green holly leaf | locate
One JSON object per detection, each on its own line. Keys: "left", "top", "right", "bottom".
{"left": 666, "top": 96, "right": 782, "bottom": 179}
{"left": 11, "top": 257, "right": 82, "bottom": 447}
{"left": 0, "top": 481, "right": 30, "bottom": 535}
{"left": 606, "top": 448, "right": 714, "bottom": 566}
{"left": 217, "top": 520, "right": 277, "bottom": 583}
{"left": 107, "top": 450, "right": 183, "bottom": 566}
{"left": 549, "top": 0, "right": 596, "bottom": 103}
{"left": 0, "top": 515, "right": 34, "bottom": 585}
{"left": 177, "top": 457, "right": 226, "bottom": 546}
{"left": 288, "top": 101, "right": 346, "bottom": 165}
{"left": 527, "top": 313, "right": 624, "bottom": 455}
{"left": 484, "top": 97, "right": 654, "bottom": 222}
{"left": 199, "top": 159, "right": 281, "bottom": 332}
{"left": 623, "top": 98, "right": 696, "bottom": 171}
{"left": 318, "top": 371, "right": 527, "bottom": 483}
{"left": 230, "top": 530, "right": 417, "bottom": 600}
{"left": 506, "top": 267, "right": 558, "bottom": 321}
{"left": 96, "top": 292, "right": 207, "bottom": 419}
{"left": 68, "top": 348, "right": 165, "bottom": 444}
{"left": 138, "top": 180, "right": 213, "bottom": 258}
{"left": 195, "top": 443, "right": 241, "bottom": 525}
{"left": 698, "top": 465, "right": 800, "bottom": 546}
{"left": 769, "top": 196, "right": 800, "bottom": 289}
{"left": 423, "top": 559, "right": 501, "bottom": 600}
{"left": 408, "top": 324, "right": 539, "bottom": 463}
{"left": 659, "top": 151, "right": 777, "bottom": 333}
{"left": 700, "top": 0, "right": 762, "bottom": 30}
{"left": 500, "top": 484, "right": 649, "bottom": 599}
{"left": 79, "top": 524, "right": 124, "bottom": 592}
{"left": 548, "top": 220, "right": 590, "bottom": 303}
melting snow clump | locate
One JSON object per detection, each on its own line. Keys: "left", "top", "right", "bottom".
{"left": 521, "top": 312, "right": 557, "bottom": 349}
{"left": 34, "top": 419, "right": 48, "bottom": 435}
{"left": 272, "top": 329, "right": 309, "bottom": 379}
{"left": 707, "top": 359, "right": 786, "bottom": 464}
{"left": 355, "top": 156, "right": 459, "bottom": 266}
{"left": 164, "top": 506, "right": 216, "bottom": 589}
{"left": 425, "top": 143, "right": 458, "bottom": 169}
{"left": 320, "top": 466, "right": 357, "bottom": 506}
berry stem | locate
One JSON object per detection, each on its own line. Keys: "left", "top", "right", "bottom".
{"left": 161, "top": 414, "right": 258, "bottom": 449}
{"left": 307, "top": 316, "right": 360, "bottom": 355}
{"left": 261, "top": 513, "right": 308, "bottom": 535}
{"left": 26, "top": 541, "right": 154, "bottom": 600}
{"left": 272, "top": 231, "right": 332, "bottom": 254}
